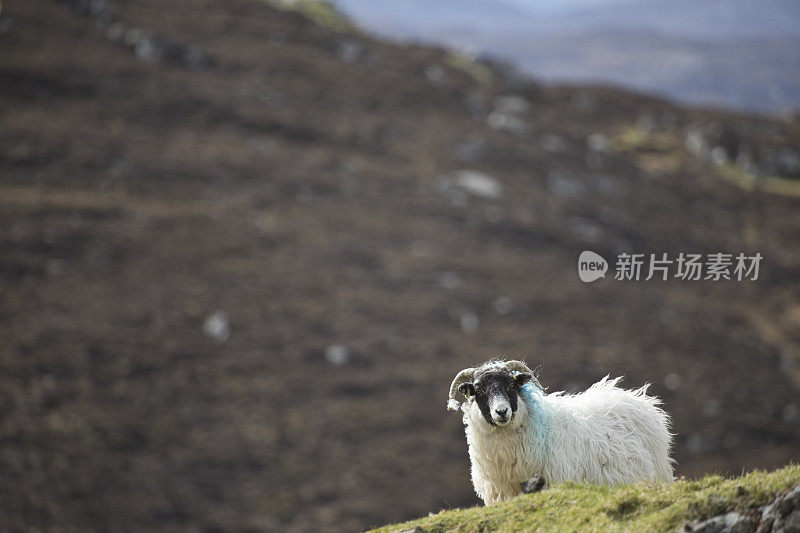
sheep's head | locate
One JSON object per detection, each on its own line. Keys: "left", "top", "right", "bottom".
{"left": 447, "top": 360, "right": 540, "bottom": 427}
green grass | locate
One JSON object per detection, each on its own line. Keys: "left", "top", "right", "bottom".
{"left": 266, "top": 0, "right": 357, "bottom": 33}
{"left": 444, "top": 52, "right": 494, "bottom": 84}
{"left": 369, "top": 464, "right": 800, "bottom": 533}
{"left": 714, "top": 162, "right": 800, "bottom": 198}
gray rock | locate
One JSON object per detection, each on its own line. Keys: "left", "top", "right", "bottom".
{"left": 587, "top": 133, "right": 610, "bottom": 153}
{"left": 439, "top": 170, "right": 503, "bottom": 201}
{"left": 493, "top": 95, "right": 529, "bottom": 114}
{"left": 337, "top": 39, "right": 366, "bottom": 63}
{"left": 546, "top": 169, "right": 585, "bottom": 198}
{"left": 325, "top": 345, "right": 350, "bottom": 366}
{"left": 690, "top": 512, "right": 757, "bottom": 533}
{"left": 453, "top": 170, "right": 503, "bottom": 200}
{"left": 777, "top": 147, "right": 800, "bottom": 176}
{"left": 438, "top": 271, "right": 461, "bottom": 290}
{"left": 106, "top": 23, "right": 125, "bottom": 42}
{"left": 685, "top": 127, "right": 710, "bottom": 158}
{"left": 487, "top": 110, "right": 528, "bottom": 135}
{"left": 487, "top": 95, "right": 529, "bottom": 134}
{"left": 779, "top": 508, "right": 800, "bottom": 531}
{"left": 761, "top": 485, "right": 800, "bottom": 532}
{"left": 424, "top": 64, "right": 444, "bottom": 84}
{"left": 494, "top": 297, "right": 513, "bottom": 315}
{"left": 203, "top": 310, "right": 231, "bottom": 342}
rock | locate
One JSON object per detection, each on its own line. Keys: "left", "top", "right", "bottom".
{"left": 494, "top": 296, "right": 513, "bottom": 315}
{"left": 325, "top": 345, "right": 350, "bottom": 366}
{"left": 131, "top": 32, "right": 211, "bottom": 68}
{"left": 397, "top": 528, "right": 425, "bottom": 533}
{"left": 487, "top": 95, "right": 529, "bottom": 134}
{"left": 440, "top": 170, "right": 503, "bottom": 201}
{"left": 133, "top": 33, "right": 164, "bottom": 63}
{"left": 711, "top": 146, "right": 729, "bottom": 165}
{"left": 424, "top": 64, "right": 444, "bottom": 84}
{"left": 487, "top": 110, "right": 528, "bottom": 135}
{"left": 760, "top": 485, "right": 800, "bottom": 532}
{"left": 780, "top": 509, "right": 800, "bottom": 531}
{"left": 777, "top": 147, "right": 800, "bottom": 176}
{"left": 685, "top": 127, "right": 711, "bottom": 159}
{"left": 684, "top": 485, "right": 800, "bottom": 533}
{"left": 106, "top": 23, "right": 125, "bottom": 42}
{"left": 337, "top": 39, "right": 366, "bottom": 63}
{"left": 587, "top": 133, "right": 610, "bottom": 153}
{"left": 454, "top": 170, "right": 502, "bottom": 199}
{"left": 546, "top": 169, "right": 585, "bottom": 198}
{"left": 637, "top": 114, "right": 658, "bottom": 134}
{"left": 203, "top": 310, "right": 230, "bottom": 342}
{"left": 438, "top": 271, "right": 461, "bottom": 290}
{"left": 493, "top": 95, "right": 529, "bottom": 114}
{"left": 60, "top": 0, "right": 209, "bottom": 69}
{"left": 521, "top": 475, "right": 546, "bottom": 494}
{"left": 687, "top": 512, "right": 757, "bottom": 533}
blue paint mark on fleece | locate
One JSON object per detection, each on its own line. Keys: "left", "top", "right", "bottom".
{"left": 518, "top": 380, "right": 551, "bottom": 453}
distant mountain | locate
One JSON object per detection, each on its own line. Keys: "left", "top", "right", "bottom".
{"left": 332, "top": 0, "right": 535, "bottom": 38}
{"left": 443, "top": 29, "right": 800, "bottom": 114}
{"left": 333, "top": 0, "right": 800, "bottom": 113}
{"left": 539, "top": 0, "right": 800, "bottom": 40}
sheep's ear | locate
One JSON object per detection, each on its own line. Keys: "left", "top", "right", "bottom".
{"left": 458, "top": 382, "right": 476, "bottom": 398}
{"left": 514, "top": 373, "right": 532, "bottom": 386}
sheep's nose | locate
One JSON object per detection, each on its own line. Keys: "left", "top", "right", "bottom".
{"left": 496, "top": 407, "right": 508, "bottom": 417}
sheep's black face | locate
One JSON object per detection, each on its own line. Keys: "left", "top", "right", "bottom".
{"left": 458, "top": 370, "right": 532, "bottom": 427}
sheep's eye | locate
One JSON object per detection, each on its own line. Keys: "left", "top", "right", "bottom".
{"left": 508, "top": 381, "right": 516, "bottom": 390}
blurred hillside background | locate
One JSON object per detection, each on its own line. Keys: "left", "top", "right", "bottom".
{"left": 1, "top": 0, "right": 800, "bottom": 531}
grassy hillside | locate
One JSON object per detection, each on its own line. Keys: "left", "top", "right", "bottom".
{"left": 370, "top": 465, "right": 800, "bottom": 532}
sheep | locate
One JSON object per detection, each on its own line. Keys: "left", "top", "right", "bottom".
{"left": 447, "top": 359, "right": 674, "bottom": 504}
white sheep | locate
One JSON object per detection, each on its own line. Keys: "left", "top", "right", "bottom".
{"left": 447, "top": 360, "right": 674, "bottom": 504}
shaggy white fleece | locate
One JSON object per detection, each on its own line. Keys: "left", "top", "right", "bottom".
{"left": 462, "top": 376, "right": 674, "bottom": 504}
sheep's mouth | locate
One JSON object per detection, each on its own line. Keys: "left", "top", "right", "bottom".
{"left": 492, "top": 413, "right": 513, "bottom": 426}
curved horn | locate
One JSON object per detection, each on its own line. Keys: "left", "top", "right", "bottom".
{"left": 504, "top": 360, "right": 532, "bottom": 374}
{"left": 446, "top": 367, "right": 476, "bottom": 411}
{"left": 505, "top": 360, "right": 543, "bottom": 389}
